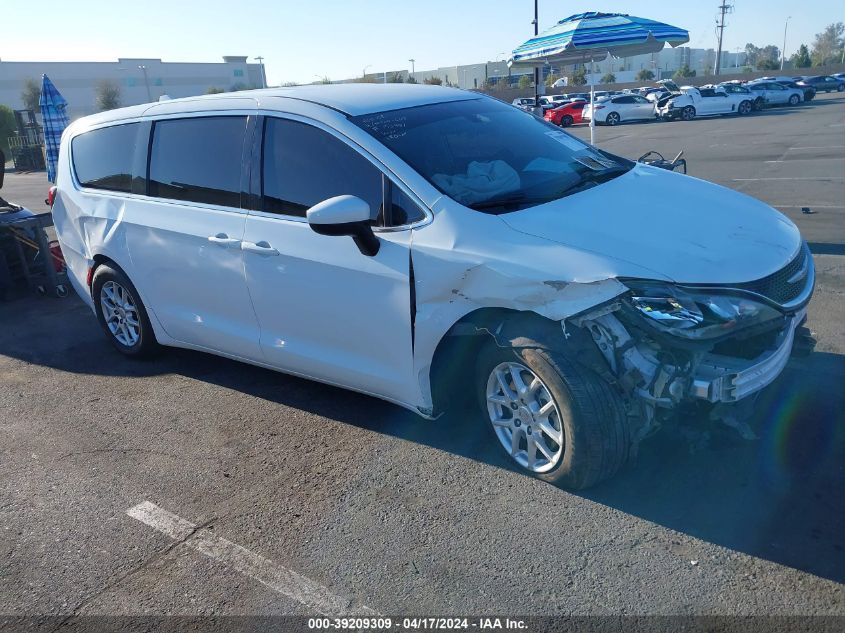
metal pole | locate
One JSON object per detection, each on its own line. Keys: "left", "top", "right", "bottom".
{"left": 409, "top": 58, "right": 415, "bottom": 77}
{"left": 533, "top": 0, "right": 540, "bottom": 113}
{"left": 781, "top": 17, "right": 791, "bottom": 70}
{"left": 714, "top": 2, "right": 732, "bottom": 76}
{"left": 589, "top": 60, "right": 595, "bottom": 146}
{"left": 138, "top": 65, "right": 152, "bottom": 101}
{"left": 255, "top": 56, "right": 266, "bottom": 88}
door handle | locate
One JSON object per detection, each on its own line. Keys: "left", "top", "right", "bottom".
{"left": 207, "top": 233, "right": 241, "bottom": 248}
{"left": 241, "top": 240, "right": 280, "bottom": 256}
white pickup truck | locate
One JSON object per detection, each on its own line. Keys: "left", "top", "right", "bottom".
{"left": 655, "top": 80, "right": 754, "bottom": 121}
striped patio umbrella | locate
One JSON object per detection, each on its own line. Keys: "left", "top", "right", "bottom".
{"left": 39, "top": 74, "right": 69, "bottom": 183}
{"left": 509, "top": 12, "right": 689, "bottom": 143}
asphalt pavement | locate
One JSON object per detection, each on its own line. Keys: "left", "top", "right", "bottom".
{"left": 0, "top": 93, "right": 843, "bottom": 619}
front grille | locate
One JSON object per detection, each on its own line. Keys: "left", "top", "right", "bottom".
{"left": 733, "top": 245, "right": 809, "bottom": 305}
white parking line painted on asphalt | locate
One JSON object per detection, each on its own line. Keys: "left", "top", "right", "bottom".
{"left": 127, "top": 501, "right": 377, "bottom": 616}
{"left": 788, "top": 145, "right": 845, "bottom": 149}
{"left": 733, "top": 177, "right": 845, "bottom": 181}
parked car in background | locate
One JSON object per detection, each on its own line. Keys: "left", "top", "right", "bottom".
{"left": 745, "top": 80, "right": 804, "bottom": 107}
{"left": 544, "top": 100, "right": 587, "bottom": 127}
{"left": 52, "top": 84, "right": 816, "bottom": 489}
{"left": 566, "top": 92, "right": 591, "bottom": 102}
{"left": 512, "top": 97, "right": 536, "bottom": 111}
{"left": 583, "top": 94, "right": 656, "bottom": 125}
{"left": 796, "top": 75, "right": 845, "bottom": 93}
{"left": 776, "top": 80, "right": 816, "bottom": 102}
{"left": 832, "top": 73, "right": 845, "bottom": 82}
{"left": 656, "top": 83, "right": 753, "bottom": 120}
{"left": 713, "top": 82, "right": 764, "bottom": 110}
{"left": 546, "top": 95, "right": 572, "bottom": 106}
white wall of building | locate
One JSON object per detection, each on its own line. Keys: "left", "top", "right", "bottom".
{"left": 0, "top": 57, "right": 265, "bottom": 119}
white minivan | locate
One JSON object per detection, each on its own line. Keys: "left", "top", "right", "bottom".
{"left": 53, "top": 84, "right": 814, "bottom": 489}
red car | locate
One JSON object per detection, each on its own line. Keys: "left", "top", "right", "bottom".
{"left": 544, "top": 100, "right": 586, "bottom": 127}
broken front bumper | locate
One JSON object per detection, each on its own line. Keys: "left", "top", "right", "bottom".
{"left": 690, "top": 308, "right": 806, "bottom": 403}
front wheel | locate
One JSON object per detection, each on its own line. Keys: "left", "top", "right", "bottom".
{"left": 681, "top": 105, "right": 696, "bottom": 121}
{"left": 92, "top": 264, "right": 159, "bottom": 357}
{"left": 738, "top": 100, "right": 752, "bottom": 115}
{"left": 476, "top": 342, "right": 630, "bottom": 489}
{"left": 606, "top": 112, "right": 620, "bottom": 126}
{"left": 789, "top": 94, "right": 800, "bottom": 106}
{"left": 561, "top": 115, "right": 573, "bottom": 127}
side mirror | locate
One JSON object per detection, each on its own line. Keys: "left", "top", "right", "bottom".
{"left": 307, "top": 195, "right": 380, "bottom": 257}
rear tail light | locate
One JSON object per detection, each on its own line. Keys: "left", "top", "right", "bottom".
{"left": 46, "top": 186, "right": 57, "bottom": 207}
{"left": 594, "top": 105, "right": 606, "bottom": 110}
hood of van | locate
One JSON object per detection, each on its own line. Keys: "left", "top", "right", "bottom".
{"left": 499, "top": 164, "right": 801, "bottom": 284}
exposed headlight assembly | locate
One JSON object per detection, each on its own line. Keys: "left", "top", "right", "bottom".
{"left": 624, "top": 282, "right": 783, "bottom": 340}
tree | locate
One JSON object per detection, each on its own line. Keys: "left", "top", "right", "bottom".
{"left": 95, "top": 80, "right": 121, "bottom": 111}
{"left": 0, "top": 104, "right": 16, "bottom": 156}
{"left": 600, "top": 72, "right": 616, "bottom": 84}
{"left": 206, "top": 86, "right": 225, "bottom": 94}
{"left": 422, "top": 76, "right": 442, "bottom": 85}
{"left": 544, "top": 73, "right": 560, "bottom": 87}
{"left": 21, "top": 78, "right": 40, "bottom": 112}
{"left": 635, "top": 69, "right": 655, "bottom": 81}
{"left": 571, "top": 68, "right": 587, "bottom": 86}
{"left": 387, "top": 72, "right": 404, "bottom": 83}
{"left": 756, "top": 58, "right": 779, "bottom": 70}
{"left": 744, "top": 43, "right": 761, "bottom": 67}
{"left": 406, "top": 75, "right": 418, "bottom": 84}
{"left": 756, "top": 45, "right": 780, "bottom": 69}
{"left": 281, "top": 81, "right": 299, "bottom": 87}
{"left": 791, "top": 44, "right": 812, "bottom": 68}
{"left": 518, "top": 74, "right": 532, "bottom": 89}
{"left": 673, "top": 64, "right": 696, "bottom": 80}
{"left": 811, "top": 22, "right": 845, "bottom": 66}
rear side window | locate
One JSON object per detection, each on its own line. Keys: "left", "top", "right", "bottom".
{"left": 262, "top": 118, "right": 383, "bottom": 222}
{"left": 72, "top": 123, "right": 139, "bottom": 192}
{"left": 149, "top": 116, "right": 246, "bottom": 207}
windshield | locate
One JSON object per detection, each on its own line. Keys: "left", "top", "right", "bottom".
{"left": 350, "top": 97, "right": 631, "bottom": 213}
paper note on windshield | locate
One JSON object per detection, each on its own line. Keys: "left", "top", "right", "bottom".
{"left": 544, "top": 131, "right": 587, "bottom": 151}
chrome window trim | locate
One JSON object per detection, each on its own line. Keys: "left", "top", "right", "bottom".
{"left": 256, "top": 110, "right": 433, "bottom": 232}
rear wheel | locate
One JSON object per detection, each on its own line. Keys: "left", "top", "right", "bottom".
{"left": 92, "top": 264, "right": 159, "bottom": 357}
{"left": 738, "top": 100, "right": 752, "bottom": 115}
{"left": 561, "top": 115, "right": 573, "bottom": 127}
{"left": 838, "top": 84, "right": 844, "bottom": 92}
{"left": 476, "top": 341, "right": 630, "bottom": 489}
{"left": 681, "top": 105, "right": 696, "bottom": 121}
{"left": 788, "top": 94, "right": 800, "bottom": 106}
{"left": 606, "top": 112, "right": 620, "bottom": 126}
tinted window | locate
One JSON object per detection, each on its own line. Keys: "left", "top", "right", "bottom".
{"left": 72, "top": 123, "right": 139, "bottom": 192}
{"left": 262, "top": 118, "right": 383, "bottom": 222}
{"left": 613, "top": 96, "right": 634, "bottom": 104}
{"left": 149, "top": 116, "right": 246, "bottom": 207}
{"left": 388, "top": 185, "right": 426, "bottom": 225}
{"left": 572, "top": 102, "right": 585, "bottom": 110}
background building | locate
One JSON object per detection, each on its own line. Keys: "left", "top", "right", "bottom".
{"left": 0, "top": 57, "right": 266, "bottom": 119}
{"left": 361, "top": 47, "right": 749, "bottom": 89}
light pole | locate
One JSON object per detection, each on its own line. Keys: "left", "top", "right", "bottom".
{"left": 408, "top": 58, "right": 415, "bottom": 80}
{"left": 254, "top": 56, "right": 267, "bottom": 88}
{"left": 781, "top": 16, "right": 792, "bottom": 70}
{"left": 362, "top": 65, "right": 372, "bottom": 81}
{"left": 532, "top": 0, "right": 540, "bottom": 113}
{"left": 138, "top": 65, "right": 152, "bottom": 101}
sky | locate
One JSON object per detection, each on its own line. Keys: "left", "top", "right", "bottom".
{"left": 1, "top": 1, "right": 841, "bottom": 84}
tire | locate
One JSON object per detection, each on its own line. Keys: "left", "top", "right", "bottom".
{"left": 838, "top": 84, "right": 844, "bottom": 92}
{"left": 561, "top": 115, "right": 573, "bottom": 127}
{"left": 738, "top": 100, "right": 752, "bottom": 115}
{"left": 788, "top": 94, "right": 800, "bottom": 106}
{"left": 605, "top": 112, "right": 620, "bottom": 126}
{"left": 92, "top": 264, "right": 159, "bottom": 357}
{"left": 475, "top": 341, "right": 630, "bottom": 489}
{"left": 681, "top": 105, "right": 696, "bottom": 121}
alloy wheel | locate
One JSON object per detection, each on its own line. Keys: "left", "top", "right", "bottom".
{"left": 485, "top": 362, "right": 564, "bottom": 473}
{"left": 100, "top": 280, "right": 141, "bottom": 347}
{"left": 607, "top": 113, "right": 620, "bottom": 125}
